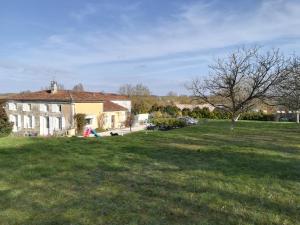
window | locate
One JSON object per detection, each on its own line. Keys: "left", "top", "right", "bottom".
{"left": 58, "top": 117, "right": 62, "bottom": 130}
{"left": 40, "top": 104, "right": 48, "bottom": 112}
{"left": 16, "top": 115, "right": 19, "bottom": 128}
{"left": 24, "top": 115, "right": 34, "bottom": 128}
{"left": 46, "top": 117, "right": 50, "bottom": 129}
{"left": 52, "top": 104, "right": 62, "bottom": 113}
{"left": 52, "top": 104, "right": 57, "bottom": 112}
{"left": 29, "top": 116, "right": 33, "bottom": 128}
{"left": 104, "top": 115, "right": 109, "bottom": 125}
{"left": 24, "top": 115, "right": 29, "bottom": 128}
{"left": 12, "top": 115, "right": 18, "bottom": 131}
{"left": 10, "top": 115, "right": 21, "bottom": 131}
{"left": 85, "top": 118, "right": 93, "bottom": 125}
{"left": 23, "top": 103, "right": 31, "bottom": 112}
{"left": 8, "top": 103, "right": 17, "bottom": 111}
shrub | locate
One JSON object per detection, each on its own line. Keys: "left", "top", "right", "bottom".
{"left": 163, "top": 105, "right": 181, "bottom": 117}
{"left": 74, "top": 113, "right": 87, "bottom": 134}
{"left": 151, "top": 111, "right": 163, "bottom": 119}
{"left": 132, "top": 101, "right": 150, "bottom": 115}
{"left": 240, "top": 111, "right": 275, "bottom": 121}
{"left": 182, "top": 108, "right": 191, "bottom": 116}
{"left": 151, "top": 118, "right": 186, "bottom": 128}
{"left": 212, "top": 108, "right": 231, "bottom": 119}
{"left": 0, "top": 102, "right": 12, "bottom": 137}
{"left": 189, "top": 107, "right": 214, "bottom": 119}
{"left": 149, "top": 103, "right": 164, "bottom": 113}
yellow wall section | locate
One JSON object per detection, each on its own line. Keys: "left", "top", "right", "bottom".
{"left": 74, "top": 103, "right": 103, "bottom": 129}
{"left": 73, "top": 103, "right": 127, "bottom": 130}
{"left": 74, "top": 103, "right": 103, "bottom": 115}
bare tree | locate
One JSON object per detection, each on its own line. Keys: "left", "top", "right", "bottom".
{"left": 57, "top": 83, "right": 65, "bottom": 90}
{"left": 119, "top": 84, "right": 134, "bottom": 96}
{"left": 119, "top": 83, "right": 150, "bottom": 96}
{"left": 73, "top": 83, "right": 84, "bottom": 92}
{"left": 97, "top": 113, "right": 105, "bottom": 129}
{"left": 167, "top": 91, "right": 178, "bottom": 97}
{"left": 276, "top": 57, "right": 300, "bottom": 123}
{"left": 125, "top": 113, "right": 135, "bottom": 132}
{"left": 188, "top": 47, "right": 286, "bottom": 129}
{"left": 134, "top": 83, "right": 151, "bottom": 96}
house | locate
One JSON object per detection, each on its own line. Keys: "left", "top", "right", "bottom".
{"left": 4, "top": 81, "right": 131, "bottom": 136}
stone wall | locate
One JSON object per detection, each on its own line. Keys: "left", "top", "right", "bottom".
{"left": 5, "top": 101, "right": 73, "bottom": 136}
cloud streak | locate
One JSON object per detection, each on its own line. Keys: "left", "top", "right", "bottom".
{"left": 2, "top": 0, "right": 300, "bottom": 93}
{"left": 19, "top": 0, "right": 300, "bottom": 67}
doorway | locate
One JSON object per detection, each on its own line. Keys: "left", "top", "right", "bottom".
{"left": 40, "top": 116, "right": 50, "bottom": 136}
{"left": 111, "top": 115, "right": 115, "bottom": 129}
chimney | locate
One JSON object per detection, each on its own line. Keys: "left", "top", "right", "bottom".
{"left": 50, "top": 81, "right": 58, "bottom": 94}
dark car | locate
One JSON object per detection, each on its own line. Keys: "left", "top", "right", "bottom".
{"left": 146, "top": 124, "right": 158, "bottom": 130}
{"left": 179, "top": 116, "right": 198, "bottom": 125}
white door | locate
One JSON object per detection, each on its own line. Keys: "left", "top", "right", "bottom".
{"left": 51, "top": 117, "right": 59, "bottom": 133}
{"left": 9, "top": 115, "right": 17, "bottom": 132}
{"left": 39, "top": 116, "right": 49, "bottom": 136}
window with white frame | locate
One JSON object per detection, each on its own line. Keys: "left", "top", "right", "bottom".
{"left": 22, "top": 103, "right": 31, "bottom": 112}
{"left": 9, "top": 115, "right": 18, "bottom": 131}
{"left": 24, "top": 115, "right": 34, "bottom": 128}
{"left": 8, "top": 103, "right": 17, "bottom": 111}
{"left": 85, "top": 115, "right": 96, "bottom": 127}
{"left": 104, "top": 115, "right": 109, "bottom": 125}
{"left": 52, "top": 104, "right": 62, "bottom": 113}
{"left": 40, "top": 104, "right": 48, "bottom": 112}
{"left": 85, "top": 118, "right": 93, "bottom": 125}
{"left": 58, "top": 117, "right": 62, "bottom": 130}
{"left": 52, "top": 117, "right": 64, "bottom": 130}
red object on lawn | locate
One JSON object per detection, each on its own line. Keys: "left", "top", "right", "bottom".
{"left": 83, "top": 128, "right": 91, "bottom": 137}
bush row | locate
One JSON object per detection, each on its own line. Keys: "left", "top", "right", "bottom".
{"left": 151, "top": 118, "right": 186, "bottom": 128}
{"left": 152, "top": 107, "right": 276, "bottom": 121}
{"left": 239, "top": 112, "right": 275, "bottom": 121}
{"left": 182, "top": 107, "right": 231, "bottom": 120}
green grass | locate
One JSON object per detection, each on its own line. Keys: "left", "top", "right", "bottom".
{"left": 0, "top": 120, "right": 299, "bottom": 225}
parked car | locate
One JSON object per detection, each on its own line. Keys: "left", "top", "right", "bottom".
{"left": 158, "top": 125, "right": 172, "bottom": 131}
{"left": 146, "top": 123, "right": 158, "bottom": 130}
{"left": 179, "top": 116, "right": 198, "bottom": 125}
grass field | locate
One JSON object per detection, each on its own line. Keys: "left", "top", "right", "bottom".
{"left": 0, "top": 121, "right": 299, "bottom": 225}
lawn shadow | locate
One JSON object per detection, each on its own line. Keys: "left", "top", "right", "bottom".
{"left": 0, "top": 123, "right": 299, "bottom": 225}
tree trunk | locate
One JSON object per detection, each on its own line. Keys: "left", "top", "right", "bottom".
{"left": 230, "top": 114, "right": 240, "bottom": 130}
{"left": 297, "top": 112, "right": 299, "bottom": 124}
{"left": 230, "top": 118, "right": 235, "bottom": 130}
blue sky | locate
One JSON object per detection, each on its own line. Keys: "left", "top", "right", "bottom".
{"left": 1, "top": 0, "right": 300, "bottom": 94}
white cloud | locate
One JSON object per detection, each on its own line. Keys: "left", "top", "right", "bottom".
{"left": 2, "top": 0, "right": 300, "bottom": 93}
{"left": 17, "top": 0, "right": 300, "bottom": 68}
{"left": 0, "top": 61, "right": 77, "bottom": 91}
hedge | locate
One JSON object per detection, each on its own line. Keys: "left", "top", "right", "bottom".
{"left": 151, "top": 118, "right": 186, "bottom": 128}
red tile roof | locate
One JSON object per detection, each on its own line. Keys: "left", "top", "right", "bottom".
{"left": 7, "top": 90, "right": 129, "bottom": 103}
{"left": 103, "top": 101, "right": 128, "bottom": 112}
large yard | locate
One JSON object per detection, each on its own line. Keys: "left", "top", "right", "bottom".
{"left": 0, "top": 121, "right": 299, "bottom": 225}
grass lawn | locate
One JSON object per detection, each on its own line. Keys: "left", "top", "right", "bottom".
{"left": 0, "top": 120, "right": 299, "bottom": 225}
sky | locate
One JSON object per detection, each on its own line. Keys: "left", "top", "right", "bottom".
{"left": 1, "top": 0, "right": 300, "bottom": 95}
